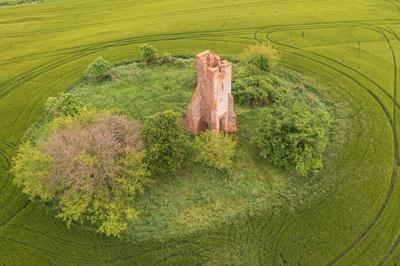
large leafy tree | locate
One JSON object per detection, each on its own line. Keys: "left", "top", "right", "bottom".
{"left": 11, "top": 110, "right": 150, "bottom": 236}
{"left": 141, "top": 110, "right": 191, "bottom": 178}
{"left": 232, "top": 64, "right": 274, "bottom": 106}
{"left": 253, "top": 97, "right": 331, "bottom": 176}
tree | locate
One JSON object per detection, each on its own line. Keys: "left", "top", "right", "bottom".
{"left": 253, "top": 97, "right": 331, "bottom": 176}
{"left": 232, "top": 64, "right": 273, "bottom": 106}
{"left": 11, "top": 110, "right": 150, "bottom": 237}
{"left": 139, "top": 44, "right": 158, "bottom": 65}
{"left": 141, "top": 110, "right": 191, "bottom": 177}
{"left": 193, "top": 131, "right": 236, "bottom": 171}
{"left": 84, "top": 57, "right": 111, "bottom": 82}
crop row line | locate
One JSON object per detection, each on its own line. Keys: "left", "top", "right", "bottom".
{"left": 256, "top": 23, "right": 399, "bottom": 264}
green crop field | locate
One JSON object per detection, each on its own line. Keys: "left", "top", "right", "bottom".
{"left": 0, "top": 0, "right": 399, "bottom": 265}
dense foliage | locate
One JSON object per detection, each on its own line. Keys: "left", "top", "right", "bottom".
{"left": 232, "top": 44, "right": 280, "bottom": 106}
{"left": 239, "top": 43, "right": 280, "bottom": 72}
{"left": 193, "top": 131, "right": 236, "bottom": 171}
{"left": 139, "top": 44, "right": 158, "bottom": 65}
{"left": 45, "top": 92, "right": 83, "bottom": 117}
{"left": 11, "top": 110, "right": 150, "bottom": 236}
{"left": 253, "top": 97, "right": 331, "bottom": 176}
{"left": 232, "top": 64, "right": 276, "bottom": 106}
{"left": 84, "top": 57, "right": 111, "bottom": 82}
{"left": 141, "top": 110, "right": 191, "bottom": 178}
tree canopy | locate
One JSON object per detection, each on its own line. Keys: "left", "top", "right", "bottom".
{"left": 253, "top": 97, "right": 331, "bottom": 176}
{"left": 11, "top": 110, "right": 150, "bottom": 236}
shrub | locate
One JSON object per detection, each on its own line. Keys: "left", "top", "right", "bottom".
{"left": 232, "top": 64, "right": 274, "bottom": 106}
{"left": 253, "top": 97, "right": 331, "bottom": 176}
{"left": 84, "top": 57, "right": 111, "bottom": 82}
{"left": 139, "top": 44, "right": 158, "bottom": 65}
{"left": 193, "top": 131, "right": 236, "bottom": 171}
{"left": 45, "top": 93, "right": 83, "bottom": 117}
{"left": 174, "top": 58, "right": 192, "bottom": 68}
{"left": 159, "top": 53, "right": 175, "bottom": 64}
{"left": 11, "top": 110, "right": 150, "bottom": 237}
{"left": 239, "top": 43, "right": 280, "bottom": 72}
{"left": 141, "top": 110, "right": 191, "bottom": 177}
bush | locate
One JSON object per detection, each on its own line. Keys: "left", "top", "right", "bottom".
{"left": 240, "top": 43, "right": 280, "bottom": 72}
{"left": 45, "top": 93, "right": 83, "bottom": 117}
{"left": 174, "top": 58, "right": 192, "bottom": 68}
{"left": 193, "top": 131, "right": 236, "bottom": 171}
{"left": 253, "top": 97, "right": 331, "bottom": 176}
{"left": 11, "top": 110, "right": 150, "bottom": 237}
{"left": 141, "top": 110, "right": 191, "bottom": 177}
{"left": 159, "top": 53, "right": 175, "bottom": 64}
{"left": 232, "top": 64, "right": 274, "bottom": 106}
{"left": 139, "top": 44, "right": 158, "bottom": 65}
{"left": 84, "top": 57, "right": 111, "bottom": 82}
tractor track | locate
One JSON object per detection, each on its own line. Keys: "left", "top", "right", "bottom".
{"left": 255, "top": 23, "right": 399, "bottom": 264}
{"left": 1, "top": 18, "right": 399, "bottom": 67}
{"left": 0, "top": 9, "right": 399, "bottom": 263}
{"left": 0, "top": 28, "right": 260, "bottom": 102}
{"left": 325, "top": 27, "right": 399, "bottom": 266}
{"left": 379, "top": 234, "right": 400, "bottom": 265}
{"left": 0, "top": 0, "right": 322, "bottom": 38}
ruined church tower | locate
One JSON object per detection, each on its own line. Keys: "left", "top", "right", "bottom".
{"left": 185, "top": 50, "right": 237, "bottom": 134}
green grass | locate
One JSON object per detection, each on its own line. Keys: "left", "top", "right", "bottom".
{"left": 73, "top": 61, "right": 196, "bottom": 121}
{"left": 0, "top": 0, "right": 399, "bottom": 265}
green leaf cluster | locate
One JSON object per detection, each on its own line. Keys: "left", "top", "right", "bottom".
{"left": 84, "top": 57, "right": 111, "bottom": 82}
{"left": 139, "top": 44, "right": 158, "bottom": 65}
{"left": 232, "top": 64, "right": 276, "bottom": 106}
{"left": 141, "top": 110, "right": 191, "bottom": 178}
{"left": 11, "top": 111, "right": 149, "bottom": 237}
{"left": 253, "top": 97, "right": 331, "bottom": 176}
{"left": 45, "top": 92, "right": 83, "bottom": 117}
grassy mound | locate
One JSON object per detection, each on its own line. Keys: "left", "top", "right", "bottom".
{"left": 40, "top": 59, "right": 346, "bottom": 242}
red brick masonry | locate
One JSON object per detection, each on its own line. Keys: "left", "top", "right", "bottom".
{"left": 185, "top": 50, "right": 237, "bottom": 134}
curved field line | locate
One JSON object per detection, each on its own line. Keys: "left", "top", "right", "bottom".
{"left": 255, "top": 26, "right": 400, "bottom": 113}
{"left": 1, "top": 18, "right": 399, "bottom": 67}
{"left": 387, "top": 0, "right": 400, "bottom": 14}
{"left": 325, "top": 27, "right": 399, "bottom": 266}
{"left": 0, "top": 0, "right": 314, "bottom": 38}
{"left": 262, "top": 23, "right": 400, "bottom": 162}
{"left": 0, "top": 13, "right": 399, "bottom": 263}
{"left": 256, "top": 24, "right": 399, "bottom": 264}
{"left": 0, "top": 28, "right": 260, "bottom": 102}
{"left": 0, "top": 27, "right": 256, "bottom": 66}
{"left": 379, "top": 235, "right": 400, "bottom": 265}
